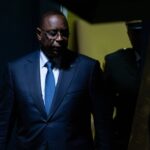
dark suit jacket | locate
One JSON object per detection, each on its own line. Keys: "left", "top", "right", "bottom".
{"left": 104, "top": 48, "right": 141, "bottom": 101}
{"left": 0, "top": 49, "right": 111, "bottom": 150}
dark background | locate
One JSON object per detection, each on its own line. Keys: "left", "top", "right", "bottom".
{"left": 0, "top": 0, "right": 60, "bottom": 77}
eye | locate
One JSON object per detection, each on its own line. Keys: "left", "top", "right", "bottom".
{"left": 60, "top": 29, "right": 69, "bottom": 37}
{"left": 47, "top": 30, "right": 57, "bottom": 37}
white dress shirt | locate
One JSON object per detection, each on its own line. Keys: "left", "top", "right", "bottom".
{"left": 40, "top": 50, "right": 59, "bottom": 103}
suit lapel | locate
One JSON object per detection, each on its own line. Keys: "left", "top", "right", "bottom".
{"left": 123, "top": 51, "right": 138, "bottom": 77}
{"left": 48, "top": 62, "right": 78, "bottom": 119}
{"left": 24, "top": 51, "right": 47, "bottom": 118}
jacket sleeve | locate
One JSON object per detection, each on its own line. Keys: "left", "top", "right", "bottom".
{"left": 89, "top": 60, "right": 113, "bottom": 150}
{"left": 0, "top": 63, "right": 15, "bottom": 150}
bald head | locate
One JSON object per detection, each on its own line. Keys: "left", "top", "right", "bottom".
{"left": 39, "top": 10, "right": 68, "bottom": 29}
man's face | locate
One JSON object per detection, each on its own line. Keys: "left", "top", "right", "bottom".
{"left": 36, "top": 14, "right": 69, "bottom": 58}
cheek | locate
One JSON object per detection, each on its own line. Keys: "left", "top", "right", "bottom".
{"left": 41, "top": 38, "right": 53, "bottom": 46}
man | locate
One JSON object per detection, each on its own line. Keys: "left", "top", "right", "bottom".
{"left": 103, "top": 20, "right": 144, "bottom": 150}
{"left": 0, "top": 10, "right": 112, "bottom": 150}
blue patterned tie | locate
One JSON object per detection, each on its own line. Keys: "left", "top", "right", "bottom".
{"left": 45, "top": 62, "right": 55, "bottom": 114}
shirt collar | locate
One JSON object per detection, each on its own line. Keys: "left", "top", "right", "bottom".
{"left": 40, "top": 50, "right": 48, "bottom": 68}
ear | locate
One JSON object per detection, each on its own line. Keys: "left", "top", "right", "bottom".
{"left": 36, "top": 27, "right": 42, "bottom": 40}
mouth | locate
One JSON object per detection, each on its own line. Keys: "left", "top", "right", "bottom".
{"left": 52, "top": 45, "right": 64, "bottom": 51}
{"left": 50, "top": 47, "right": 62, "bottom": 57}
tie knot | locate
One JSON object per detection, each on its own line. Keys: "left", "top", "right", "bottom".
{"left": 45, "top": 62, "right": 52, "bottom": 70}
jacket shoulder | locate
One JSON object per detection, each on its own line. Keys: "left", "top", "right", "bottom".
{"left": 9, "top": 50, "right": 39, "bottom": 64}
{"left": 105, "top": 48, "right": 132, "bottom": 61}
{"left": 67, "top": 49, "right": 100, "bottom": 66}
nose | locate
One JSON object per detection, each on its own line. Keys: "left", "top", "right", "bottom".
{"left": 55, "top": 32, "right": 63, "bottom": 41}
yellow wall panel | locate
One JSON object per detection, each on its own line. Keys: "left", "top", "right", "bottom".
{"left": 67, "top": 11, "right": 131, "bottom": 66}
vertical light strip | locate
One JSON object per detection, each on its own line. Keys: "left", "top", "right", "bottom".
{"left": 60, "top": 5, "right": 68, "bottom": 18}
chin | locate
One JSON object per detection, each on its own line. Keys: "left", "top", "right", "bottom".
{"left": 52, "top": 47, "right": 65, "bottom": 56}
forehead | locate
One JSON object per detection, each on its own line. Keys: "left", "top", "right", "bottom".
{"left": 41, "top": 14, "right": 68, "bottom": 29}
